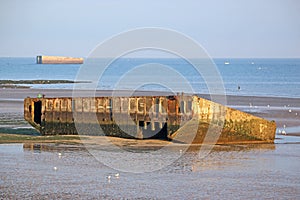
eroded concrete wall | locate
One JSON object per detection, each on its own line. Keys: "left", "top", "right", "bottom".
{"left": 24, "top": 95, "right": 276, "bottom": 143}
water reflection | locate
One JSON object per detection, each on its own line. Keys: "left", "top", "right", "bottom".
{"left": 1, "top": 142, "right": 299, "bottom": 199}
{"left": 22, "top": 142, "right": 276, "bottom": 173}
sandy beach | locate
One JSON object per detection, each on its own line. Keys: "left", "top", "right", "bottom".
{"left": 1, "top": 82, "right": 300, "bottom": 199}
{"left": 1, "top": 137, "right": 300, "bottom": 199}
{"left": 1, "top": 88, "right": 300, "bottom": 198}
{"left": 2, "top": 0, "right": 300, "bottom": 198}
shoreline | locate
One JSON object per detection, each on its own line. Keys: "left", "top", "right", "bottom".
{"left": 0, "top": 80, "right": 91, "bottom": 89}
{"left": 2, "top": 87, "right": 300, "bottom": 102}
{"left": 0, "top": 133, "right": 281, "bottom": 148}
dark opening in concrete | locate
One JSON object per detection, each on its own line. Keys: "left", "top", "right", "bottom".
{"left": 34, "top": 101, "right": 42, "bottom": 125}
{"left": 139, "top": 121, "right": 168, "bottom": 140}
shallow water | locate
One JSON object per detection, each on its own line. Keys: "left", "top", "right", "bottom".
{"left": 0, "top": 112, "right": 38, "bottom": 135}
{"left": 1, "top": 142, "right": 299, "bottom": 199}
{"left": 0, "top": 113, "right": 29, "bottom": 128}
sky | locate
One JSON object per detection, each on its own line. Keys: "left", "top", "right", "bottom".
{"left": 0, "top": 0, "right": 299, "bottom": 58}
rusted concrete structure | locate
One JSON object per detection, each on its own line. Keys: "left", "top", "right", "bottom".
{"left": 36, "top": 55, "right": 84, "bottom": 64}
{"left": 24, "top": 95, "right": 276, "bottom": 144}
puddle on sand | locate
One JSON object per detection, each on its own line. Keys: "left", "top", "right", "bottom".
{"left": 1, "top": 141, "right": 300, "bottom": 199}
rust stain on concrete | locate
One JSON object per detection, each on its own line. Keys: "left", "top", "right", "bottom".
{"left": 24, "top": 95, "right": 276, "bottom": 144}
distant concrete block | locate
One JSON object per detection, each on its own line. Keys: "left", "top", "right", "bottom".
{"left": 36, "top": 55, "right": 83, "bottom": 64}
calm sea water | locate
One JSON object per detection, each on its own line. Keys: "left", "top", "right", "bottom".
{"left": 1, "top": 57, "right": 300, "bottom": 98}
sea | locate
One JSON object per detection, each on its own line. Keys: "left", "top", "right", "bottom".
{"left": 1, "top": 57, "right": 300, "bottom": 199}
{"left": 1, "top": 57, "right": 300, "bottom": 98}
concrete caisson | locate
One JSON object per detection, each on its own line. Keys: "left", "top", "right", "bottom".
{"left": 24, "top": 95, "right": 276, "bottom": 144}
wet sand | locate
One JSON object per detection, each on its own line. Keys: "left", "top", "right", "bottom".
{"left": 1, "top": 142, "right": 299, "bottom": 199}
{"left": 1, "top": 88, "right": 300, "bottom": 198}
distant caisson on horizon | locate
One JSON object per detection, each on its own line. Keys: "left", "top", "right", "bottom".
{"left": 36, "top": 55, "right": 84, "bottom": 64}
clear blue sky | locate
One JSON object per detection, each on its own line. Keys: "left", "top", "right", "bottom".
{"left": 0, "top": 0, "right": 299, "bottom": 58}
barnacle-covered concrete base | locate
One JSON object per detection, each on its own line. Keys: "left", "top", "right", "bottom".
{"left": 24, "top": 95, "right": 276, "bottom": 144}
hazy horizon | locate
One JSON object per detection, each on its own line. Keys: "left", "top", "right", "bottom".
{"left": 1, "top": 0, "right": 299, "bottom": 58}
{"left": 1, "top": 56, "right": 300, "bottom": 59}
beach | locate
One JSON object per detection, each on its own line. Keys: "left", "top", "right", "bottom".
{"left": 1, "top": 140, "right": 300, "bottom": 199}
{"left": 1, "top": 0, "right": 300, "bottom": 197}
{"left": 1, "top": 87, "right": 300, "bottom": 199}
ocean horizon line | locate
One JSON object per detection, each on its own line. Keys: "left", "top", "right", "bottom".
{"left": 0, "top": 56, "right": 300, "bottom": 59}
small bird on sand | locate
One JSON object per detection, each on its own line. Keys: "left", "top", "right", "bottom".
{"left": 115, "top": 173, "right": 120, "bottom": 178}
{"left": 106, "top": 175, "right": 111, "bottom": 183}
